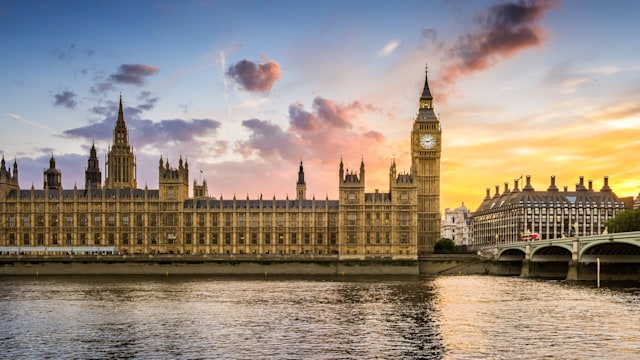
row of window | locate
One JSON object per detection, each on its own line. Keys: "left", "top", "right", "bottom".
{"left": 2, "top": 232, "right": 340, "bottom": 247}
{"left": 0, "top": 213, "right": 345, "bottom": 228}
{"left": 2, "top": 232, "right": 416, "bottom": 247}
{"left": 1, "top": 212, "right": 420, "bottom": 228}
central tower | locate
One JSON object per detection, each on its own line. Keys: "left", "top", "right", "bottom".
{"left": 105, "top": 96, "right": 137, "bottom": 189}
{"left": 411, "top": 66, "right": 441, "bottom": 254}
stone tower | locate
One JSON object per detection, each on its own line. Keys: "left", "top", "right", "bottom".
{"left": 193, "top": 178, "right": 209, "bottom": 199}
{"left": 85, "top": 143, "right": 102, "bottom": 190}
{"left": 0, "top": 157, "right": 19, "bottom": 200}
{"left": 410, "top": 65, "right": 442, "bottom": 254}
{"left": 105, "top": 96, "right": 137, "bottom": 189}
{"left": 338, "top": 158, "right": 366, "bottom": 252}
{"left": 159, "top": 155, "right": 189, "bottom": 201}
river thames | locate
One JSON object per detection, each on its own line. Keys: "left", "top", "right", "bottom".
{"left": 1, "top": 275, "right": 639, "bottom": 359}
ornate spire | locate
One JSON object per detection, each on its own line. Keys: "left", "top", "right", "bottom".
{"left": 105, "top": 96, "right": 136, "bottom": 189}
{"left": 297, "top": 161, "right": 305, "bottom": 185}
{"left": 85, "top": 142, "right": 102, "bottom": 189}
{"left": 114, "top": 95, "right": 128, "bottom": 145}
{"left": 117, "top": 95, "right": 125, "bottom": 125}
{"left": 421, "top": 63, "right": 433, "bottom": 101}
{"left": 416, "top": 62, "right": 438, "bottom": 123}
{"left": 296, "top": 161, "right": 307, "bottom": 200}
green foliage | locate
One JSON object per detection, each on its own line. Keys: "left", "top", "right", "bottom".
{"left": 434, "top": 238, "right": 459, "bottom": 254}
{"left": 606, "top": 208, "right": 640, "bottom": 233}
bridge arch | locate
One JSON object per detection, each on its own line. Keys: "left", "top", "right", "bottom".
{"left": 580, "top": 240, "right": 640, "bottom": 263}
{"left": 498, "top": 248, "right": 525, "bottom": 261}
{"left": 531, "top": 245, "right": 572, "bottom": 262}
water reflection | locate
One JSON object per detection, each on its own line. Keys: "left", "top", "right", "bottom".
{"left": 1, "top": 275, "right": 639, "bottom": 359}
{"left": 433, "top": 276, "right": 640, "bottom": 360}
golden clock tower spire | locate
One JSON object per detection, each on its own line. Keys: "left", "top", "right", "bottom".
{"left": 411, "top": 64, "right": 441, "bottom": 254}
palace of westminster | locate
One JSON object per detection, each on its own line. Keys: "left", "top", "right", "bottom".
{"left": 0, "top": 70, "right": 442, "bottom": 258}
{"left": 1, "top": 68, "right": 635, "bottom": 258}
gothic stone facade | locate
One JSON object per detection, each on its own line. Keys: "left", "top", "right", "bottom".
{"left": 0, "top": 70, "right": 441, "bottom": 258}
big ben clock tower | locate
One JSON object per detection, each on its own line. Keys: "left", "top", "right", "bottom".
{"left": 411, "top": 65, "right": 441, "bottom": 255}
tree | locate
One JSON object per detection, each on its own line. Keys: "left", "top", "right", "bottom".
{"left": 606, "top": 208, "right": 640, "bottom": 233}
{"left": 434, "top": 238, "right": 459, "bottom": 254}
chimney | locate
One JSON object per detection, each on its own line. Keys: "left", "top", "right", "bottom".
{"left": 564, "top": 185, "right": 568, "bottom": 192}
{"left": 504, "top": 182, "right": 509, "bottom": 193}
{"left": 494, "top": 185, "right": 500, "bottom": 198}
{"left": 600, "top": 176, "right": 611, "bottom": 192}
{"left": 547, "top": 175, "right": 558, "bottom": 191}
{"left": 523, "top": 175, "right": 534, "bottom": 191}
{"left": 513, "top": 178, "right": 520, "bottom": 191}
{"left": 588, "top": 180, "right": 593, "bottom": 191}
{"left": 485, "top": 188, "right": 491, "bottom": 200}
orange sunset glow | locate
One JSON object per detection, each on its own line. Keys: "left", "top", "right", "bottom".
{"left": 1, "top": 0, "right": 638, "bottom": 213}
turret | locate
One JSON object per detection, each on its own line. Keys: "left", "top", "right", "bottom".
{"left": 0, "top": 156, "right": 19, "bottom": 199}
{"left": 85, "top": 143, "right": 102, "bottom": 189}
{"left": 12, "top": 159, "right": 18, "bottom": 182}
{"left": 193, "top": 178, "right": 209, "bottom": 199}
{"left": 389, "top": 159, "right": 397, "bottom": 192}
{"left": 296, "top": 161, "right": 306, "bottom": 200}
{"left": 44, "top": 154, "right": 62, "bottom": 190}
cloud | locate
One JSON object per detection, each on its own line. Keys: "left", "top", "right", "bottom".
{"left": 288, "top": 102, "right": 318, "bottom": 132}
{"left": 7, "top": 152, "right": 88, "bottom": 190}
{"left": 236, "top": 97, "right": 383, "bottom": 164}
{"left": 220, "top": 51, "right": 229, "bottom": 101}
{"left": 109, "top": 64, "right": 160, "bottom": 86}
{"left": 137, "top": 91, "right": 159, "bottom": 111}
{"left": 89, "top": 81, "right": 114, "bottom": 95}
{"left": 63, "top": 98, "right": 221, "bottom": 149}
{"left": 437, "top": 0, "right": 559, "bottom": 91}
{"left": 50, "top": 44, "right": 75, "bottom": 60}
{"left": 226, "top": 58, "right": 282, "bottom": 92}
{"left": 237, "top": 119, "right": 301, "bottom": 159}
{"left": 89, "top": 64, "right": 158, "bottom": 95}
{"left": 311, "top": 97, "right": 377, "bottom": 129}
{"left": 378, "top": 40, "right": 400, "bottom": 57}
{"left": 422, "top": 27, "right": 438, "bottom": 41}
{"left": 53, "top": 90, "right": 77, "bottom": 109}
{"left": 5, "top": 113, "right": 55, "bottom": 133}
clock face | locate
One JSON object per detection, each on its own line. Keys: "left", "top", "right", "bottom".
{"left": 420, "top": 134, "right": 436, "bottom": 149}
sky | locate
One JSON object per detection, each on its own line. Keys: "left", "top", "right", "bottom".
{"left": 1, "top": 0, "right": 639, "bottom": 213}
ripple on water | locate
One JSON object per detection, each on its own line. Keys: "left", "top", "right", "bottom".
{"left": 1, "top": 275, "right": 639, "bottom": 359}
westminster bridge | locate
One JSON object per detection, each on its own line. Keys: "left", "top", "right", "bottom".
{"left": 478, "top": 231, "right": 640, "bottom": 281}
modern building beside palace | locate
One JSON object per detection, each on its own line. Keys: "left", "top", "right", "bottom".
{"left": 441, "top": 203, "right": 472, "bottom": 247}
{"left": 0, "top": 68, "right": 442, "bottom": 258}
{"left": 472, "top": 175, "right": 628, "bottom": 246}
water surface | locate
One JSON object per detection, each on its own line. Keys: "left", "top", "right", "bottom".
{"left": 1, "top": 275, "right": 638, "bottom": 359}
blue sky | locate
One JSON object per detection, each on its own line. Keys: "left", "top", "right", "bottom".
{"left": 1, "top": 0, "right": 639, "bottom": 211}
